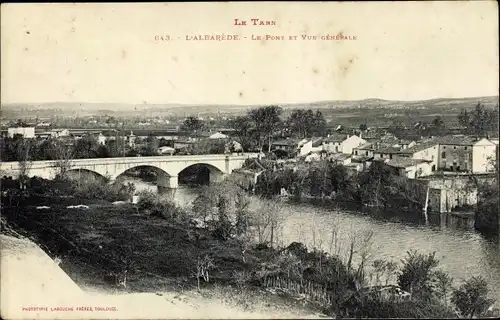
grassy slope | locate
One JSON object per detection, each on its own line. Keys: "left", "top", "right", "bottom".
{"left": 2, "top": 203, "right": 327, "bottom": 317}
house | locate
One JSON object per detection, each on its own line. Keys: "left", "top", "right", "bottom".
{"left": 173, "top": 138, "right": 196, "bottom": 151}
{"left": 272, "top": 138, "right": 300, "bottom": 156}
{"left": 393, "top": 139, "right": 416, "bottom": 150}
{"left": 298, "top": 139, "right": 313, "bottom": 156}
{"left": 385, "top": 158, "right": 432, "bottom": 179}
{"left": 196, "top": 131, "right": 228, "bottom": 140}
{"left": 126, "top": 131, "right": 136, "bottom": 148}
{"left": 97, "top": 133, "right": 107, "bottom": 145}
{"left": 352, "top": 142, "right": 376, "bottom": 159}
{"left": 323, "top": 134, "right": 366, "bottom": 154}
{"left": 44, "top": 128, "right": 70, "bottom": 139}
{"left": 231, "top": 159, "right": 267, "bottom": 191}
{"left": 396, "top": 140, "right": 440, "bottom": 172}
{"left": 310, "top": 137, "right": 325, "bottom": 153}
{"left": 207, "top": 132, "right": 228, "bottom": 139}
{"left": 158, "top": 146, "right": 175, "bottom": 155}
{"left": 7, "top": 127, "right": 35, "bottom": 138}
{"left": 271, "top": 138, "right": 313, "bottom": 158}
{"left": 373, "top": 146, "right": 402, "bottom": 160}
{"left": 225, "top": 140, "right": 243, "bottom": 153}
{"left": 305, "top": 152, "right": 322, "bottom": 163}
{"left": 327, "top": 153, "right": 352, "bottom": 166}
{"left": 436, "top": 136, "right": 497, "bottom": 173}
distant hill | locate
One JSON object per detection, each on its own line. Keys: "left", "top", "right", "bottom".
{"left": 1, "top": 96, "right": 498, "bottom": 119}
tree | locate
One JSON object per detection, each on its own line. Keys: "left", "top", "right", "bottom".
{"left": 286, "top": 109, "right": 327, "bottom": 138}
{"left": 458, "top": 102, "right": 498, "bottom": 137}
{"left": 451, "top": 276, "right": 496, "bottom": 318}
{"left": 51, "top": 139, "right": 73, "bottom": 180}
{"left": 312, "top": 110, "right": 327, "bottom": 136}
{"left": 433, "top": 270, "right": 453, "bottom": 308}
{"left": 16, "top": 137, "right": 33, "bottom": 189}
{"left": 359, "top": 123, "right": 368, "bottom": 131}
{"left": 228, "top": 116, "right": 257, "bottom": 151}
{"left": 397, "top": 250, "right": 440, "bottom": 301}
{"left": 431, "top": 116, "right": 444, "bottom": 129}
{"left": 182, "top": 116, "right": 205, "bottom": 132}
{"left": 248, "top": 105, "right": 282, "bottom": 153}
{"left": 358, "top": 161, "right": 396, "bottom": 207}
{"left": 141, "top": 134, "right": 159, "bottom": 156}
{"left": 73, "top": 135, "right": 100, "bottom": 159}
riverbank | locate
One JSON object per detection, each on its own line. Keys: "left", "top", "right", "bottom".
{"left": 1, "top": 203, "right": 330, "bottom": 317}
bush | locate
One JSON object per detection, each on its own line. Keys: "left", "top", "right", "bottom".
{"left": 451, "top": 276, "right": 496, "bottom": 318}
{"left": 136, "top": 190, "right": 189, "bottom": 224}
{"left": 72, "top": 178, "right": 135, "bottom": 202}
{"left": 397, "top": 250, "right": 440, "bottom": 301}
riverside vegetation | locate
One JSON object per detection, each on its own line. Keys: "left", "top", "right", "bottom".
{"left": 1, "top": 174, "right": 498, "bottom": 318}
{"left": 251, "top": 158, "right": 499, "bottom": 236}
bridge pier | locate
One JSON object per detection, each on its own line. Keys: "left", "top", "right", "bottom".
{"left": 157, "top": 175, "right": 178, "bottom": 189}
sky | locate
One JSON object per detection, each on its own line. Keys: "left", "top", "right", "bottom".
{"left": 1, "top": 2, "right": 498, "bottom": 105}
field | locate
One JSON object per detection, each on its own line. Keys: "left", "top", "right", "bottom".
{"left": 1, "top": 96, "right": 498, "bottom": 125}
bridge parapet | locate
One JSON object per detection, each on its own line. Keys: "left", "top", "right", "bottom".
{"left": 0, "top": 153, "right": 261, "bottom": 183}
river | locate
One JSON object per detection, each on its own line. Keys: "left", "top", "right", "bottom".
{"left": 120, "top": 176, "right": 500, "bottom": 302}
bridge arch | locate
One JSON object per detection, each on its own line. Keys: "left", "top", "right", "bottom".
{"left": 177, "top": 163, "right": 226, "bottom": 185}
{"left": 112, "top": 165, "right": 177, "bottom": 189}
{"left": 66, "top": 168, "right": 110, "bottom": 183}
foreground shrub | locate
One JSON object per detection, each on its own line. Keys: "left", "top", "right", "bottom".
{"left": 451, "top": 276, "right": 496, "bottom": 318}
{"left": 137, "top": 190, "right": 189, "bottom": 224}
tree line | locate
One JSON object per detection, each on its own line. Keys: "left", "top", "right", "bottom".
{"left": 254, "top": 160, "right": 427, "bottom": 210}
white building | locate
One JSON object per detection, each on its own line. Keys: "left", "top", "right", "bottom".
{"left": 437, "top": 136, "right": 497, "bottom": 173}
{"left": 47, "top": 129, "right": 70, "bottom": 138}
{"left": 385, "top": 158, "right": 433, "bottom": 179}
{"left": 97, "top": 133, "right": 107, "bottom": 145}
{"left": 397, "top": 141, "right": 440, "bottom": 172}
{"left": 208, "top": 132, "right": 228, "bottom": 139}
{"left": 7, "top": 127, "right": 35, "bottom": 138}
{"left": 298, "top": 139, "right": 313, "bottom": 156}
{"left": 323, "top": 134, "right": 366, "bottom": 154}
{"left": 158, "top": 146, "right": 175, "bottom": 155}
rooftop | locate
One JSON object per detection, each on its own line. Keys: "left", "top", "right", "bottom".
{"left": 273, "top": 138, "right": 300, "bottom": 146}
{"left": 328, "top": 153, "right": 351, "bottom": 161}
{"left": 435, "top": 135, "right": 479, "bottom": 146}
{"left": 399, "top": 140, "right": 439, "bottom": 154}
{"left": 375, "top": 146, "right": 402, "bottom": 154}
{"left": 325, "top": 134, "right": 348, "bottom": 142}
{"left": 385, "top": 158, "right": 430, "bottom": 168}
{"left": 355, "top": 142, "right": 374, "bottom": 150}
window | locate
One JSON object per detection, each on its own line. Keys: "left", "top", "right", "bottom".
{"left": 454, "top": 146, "right": 456, "bottom": 149}
{"left": 355, "top": 151, "right": 358, "bottom": 155}
{"left": 335, "top": 146, "right": 339, "bottom": 152}
{"left": 443, "top": 146, "right": 446, "bottom": 149}
{"left": 464, "top": 147, "right": 467, "bottom": 150}
{"left": 450, "top": 166, "right": 453, "bottom": 171}
{"left": 389, "top": 154, "right": 393, "bottom": 159}
{"left": 432, "top": 165, "right": 436, "bottom": 171}
{"left": 457, "top": 166, "right": 461, "bottom": 171}
{"left": 441, "top": 152, "right": 446, "bottom": 158}
{"left": 365, "top": 151, "right": 368, "bottom": 156}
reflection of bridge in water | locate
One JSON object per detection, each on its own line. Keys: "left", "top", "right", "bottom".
{"left": 0, "top": 153, "right": 260, "bottom": 189}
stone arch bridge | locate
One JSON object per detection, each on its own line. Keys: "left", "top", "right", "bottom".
{"left": 0, "top": 153, "right": 260, "bottom": 189}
